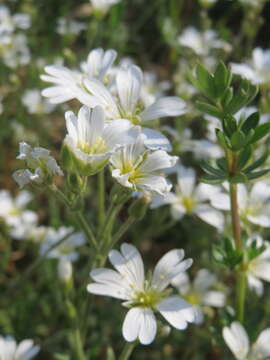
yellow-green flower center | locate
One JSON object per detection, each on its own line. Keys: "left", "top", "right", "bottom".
{"left": 185, "top": 292, "right": 201, "bottom": 305}
{"left": 133, "top": 288, "right": 163, "bottom": 308}
{"left": 78, "top": 137, "right": 107, "bottom": 155}
{"left": 182, "top": 197, "right": 195, "bottom": 213}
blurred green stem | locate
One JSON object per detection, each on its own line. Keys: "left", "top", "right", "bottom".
{"left": 98, "top": 169, "right": 105, "bottom": 231}
{"left": 119, "top": 342, "right": 137, "bottom": 360}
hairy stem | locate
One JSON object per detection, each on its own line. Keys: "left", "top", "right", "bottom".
{"left": 98, "top": 169, "right": 105, "bottom": 231}
{"left": 119, "top": 342, "right": 137, "bottom": 360}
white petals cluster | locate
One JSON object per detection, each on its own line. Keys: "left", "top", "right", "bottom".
{"left": 223, "top": 322, "right": 270, "bottom": 360}
{"left": 171, "top": 269, "right": 226, "bottom": 323}
{"left": 13, "top": 142, "right": 63, "bottom": 188}
{"left": 231, "top": 47, "right": 270, "bottom": 85}
{"left": 0, "top": 335, "right": 39, "bottom": 360}
{"left": 0, "top": 190, "right": 38, "bottom": 240}
{"left": 56, "top": 18, "right": 86, "bottom": 36}
{"left": 87, "top": 243, "right": 195, "bottom": 345}
{"left": 151, "top": 165, "right": 224, "bottom": 230}
{"left": 22, "top": 89, "right": 56, "bottom": 115}
{"left": 90, "top": 0, "right": 121, "bottom": 14}
{"left": 0, "top": 5, "right": 31, "bottom": 68}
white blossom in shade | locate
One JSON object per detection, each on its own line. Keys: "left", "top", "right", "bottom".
{"left": 84, "top": 64, "right": 187, "bottom": 124}
{"left": 41, "top": 48, "right": 117, "bottom": 104}
{"left": 90, "top": 0, "right": 121, "bottom": 13}
{"left": 110, "top": 135, "right": 178, "bottom": 195}
{"left": 0, "top": 335, "right": 39, "bottom": 360}
{"left": 223, "top": 322, "right": 270, "bottom": 360}
{"left": 0, "top": 190, "right": 38, "bottom": 240}
{"left": 87, "top": 243, "right": 195, "bottom": 345}
{"left": 64, "top": 105, "right": 138, "bottom": 175}
{"left": 40, "top": 226, "right": 85, "bottom": 262}
{"left": 150, "top": 165, "right": 224, "bottom": 231}
{"left": 22, "top": 89, "right": 56, "bottom": 114}
{"left": 171, "top": 269, "right": 226, "bottom": 324}
{"left": 2, "top": 33, "right": 30, "bottom": 68}
{"left": 0, "top": 5, "right": 31, "bottom": 42}
{"left": 231, "top": 47, "right": 270, "bottom": 85}
{"left": 211, "top": 182, "right": 270, "bottom": 228}
{"left": 56, "top": 18, "right": 86, "bottom": 36}
{"left": 58, "top": 258, "right": 73, "bottom": 282}
{"left": 178, "top": 27, "right": 231, "bottom": 56}
{"left": 140, "top": 71, "right": 171, "bottom": 108}
{"left": 13, "top": 142, "right": 63, "bottom": 188}
{"left": 80, "top": 48, "right": 117, "bottom": 85}
{"left": 246, "top": 235, "right": 270, "bottom": 296}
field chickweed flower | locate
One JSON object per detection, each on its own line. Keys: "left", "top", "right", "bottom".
{"left": 110, "top": 135, "right": 177, "bottom": 195}
{"left": 22, "top": 89, "right": 56, "bottom": 114}
{"left": 211, "top": 183, "right": 270, "bottom": 228}
{"left": 246, "top": 235, "right": 270, "bottom": 296}
{"left": 151, "top": 165, "right": 224, "bottom": 230}
{"left": 90, "top": 0, "right": 121, "bottom": 14}
{"left": 223, "top": 322, "right": 270, "bottom": 360}
{"left": 0, "top": 335, "right": 40, "bottom": 360}
{"left": 231, "top": 47, "right": 270, "bottom": 85}
{"left": 171, "top": 269, "right": 226, "bottom": 324}
{"left": 87, "top": 243, "right": 195, "bottom": 345}
{"left": 13, "top": 142, "right": 63, "bottom": 188}
{"left": 64, "top": 105, "right": 138, "bottom": 175}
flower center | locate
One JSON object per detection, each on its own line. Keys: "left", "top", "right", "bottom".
{"left": 185, "top": 292, "right": 201, "bottom": 305}
{"left": 78, "top": 137, "right": 107, "bottom": 155}
{"left": 133, "top": 288, "right": 162, "bottom": 308}
{"left": 182, "top": 197, "right": 194, "bottom": 213}
{"left": 8, "top": 208, "right": 20, "bottom": 216}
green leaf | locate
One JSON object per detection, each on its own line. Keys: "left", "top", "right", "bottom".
{"left": 229, "top": 173, "right": 248, "bottom": 183}
{"left": 230, "top": 130, "right": 246, "bottom": 150}
{"left": 222, "top": 116, "right": 237, "bottom": 137}
{"left": 241, "top": 112, "right": 260, "bottom": 134}
{"left": 54, "top": 354, "right": 70, "bottom": 360}
{"left": 237, "top": 146, "right": 252, "bottom": 170}
{"left": 250, "top": 123, "right": 270, "bottom": 144}
{"left": 196, "top": 101, "right": 223, "bottom": 118}
{"left": 216, "top": 129, "right": 229, "bottom": 148}
{"left": 200, "top": 174, "right": 226, "bottom": 184}
{"left": 244, "top": 151, "right": 268, "bottom": 172}
{"left": 201, "top": 160, "right": 225, "bottom": 176}
{"left": 107, "top": 347, "right": 116, "bottom": 360}
{"left": 214, "top": 61, "right": 232, "bottom": 98}
{"left": 216, "top": 158, "right": 228, "bottom": 172}
{"left": 245, "top": 169, "right": 270, "bottom": 180}
{"left": 221, "top": 87, "right": 233, "bottom": 107}
{"left": 196, "top": 64, "right": 215, "bottom": 99}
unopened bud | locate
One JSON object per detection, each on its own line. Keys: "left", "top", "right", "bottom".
{"left": 58, "top": 259, "right": 73, "bottom": 282}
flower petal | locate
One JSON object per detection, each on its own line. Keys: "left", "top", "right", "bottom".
{"left": 141, "top": 96, "right": 186, "bottom": 122}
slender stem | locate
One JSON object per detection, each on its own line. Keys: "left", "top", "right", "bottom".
{"left": 119, "top": 342, "right": 137, "bottom": 360}
{"left": 73, "top": 327, "right": 86, "bottom": 360}
{"left": 236, "top": 271, "right": 246, "bottom": 323}
{"left": 111, "top": 217, "right": 136, "bottom": 248}
{"left": 98, "top": 169, "right": 105, "bottom": 231}
{"left": 229, "top": 184, "right": 242, "bottom": 252}
{"left": 75, "top": 211, "right": 98, "bottom": 251}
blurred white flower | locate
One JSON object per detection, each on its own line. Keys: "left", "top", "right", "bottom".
{"left": 56, "top": 17, "right": 86, "bottom": 35}
{"left": 2, "top": 33, "right": 30, "bottom": 68}
{"left": 231, "top": 48, "right": 270, "bottom": 85}
{"left": 178, "top": 27, "right": 231, "bottom": 56}
{"left": 171, "top": 269, "right": 226, "bottom": 324}
{"left": 58, "top": 258, "right": 73, "bottom": 282}
{"left": 41, "top": 48, "right": 117, "bottom": 104}
{"left": 0, "top": 5, "right": 31, "bottom": 42}
{"left": 40, "top": 226, "right": 85, "bottom": 262}
{"left": 211, "top": 182, "right": 270, "bottom": 228}
{"left": 87, "top": 243, "right": 195, "bottom": 345}
{"left": 22, "top": 89, "right": 56, "bottom": 114}
{"left": 0, "top": 190, "right": 38, "bottom": 240}
{"left": 64, "top": 105, "right": 138, "bottom": 175}
{"left": 223, "top": 322, "right": 270, "bottom": 360}
{"left": 0, "top": 335, "right": 39, "bottom": 360}
{"left": 140, "top": 71, "right": 171, "bottom": 107}
{"left": 13, "top": 142, "right": 63, "bottom": 188}
{"left": 90, "top": 0, "right": 121, "bottom": 13}
{"left": 151, "top": 165, "right": 224, "bottom": 230}
{"left": 110, "top": 135, "right": 178, "bottom": 195}
{"left": 246, "top": 235, "right": 270, "bottom": 296}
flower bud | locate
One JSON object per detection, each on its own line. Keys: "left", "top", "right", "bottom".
{"left": 58, "top": 259, "right": 73, "bottom": 283}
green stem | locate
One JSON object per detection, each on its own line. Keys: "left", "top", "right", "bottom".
{"left": 98, "top": 169, "right": 105, "bottom": 231}
{"left": 236, "top": 271, "right": 246, "bottom": 323}
{"left": 119, "top": 342, "right": 137, "bottom": 360}
{"left": 75, "top": 211, "right": 98, "bottom": 251}
{"left": 229, "top": 183, "right": 242, "bottom": 252}
{"left": 73, "top": 327, "right": 86, "bottom": 360}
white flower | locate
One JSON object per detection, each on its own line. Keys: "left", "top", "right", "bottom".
{"left": 178, "top": 27, "right": 231, "bottom": 56}
{"left": 171, "top": 269, "right": 226, "bottom": 324}
{"left": 64, "top": 105, "right": 137, "bottom": 175}
{"left": 40, "top": 226, "right": 85, "bottom": 262}
{"left": 231, "top": 47, "right": 270, "bottom": 85}
{"left": 223, "top": 322, "right": 270, "bottom": 360}
{"left": 87, "top": 243, "right": 195, "bottom": 345}
{"left": 0, "top": 190, "right": 38, "bottom": 240}
{"left": 151, "top": 165, "right": 224, "bottom": 230}
{"left": 22, "top": 89, "right": 56, "bottom": 114}
{"left": 246, "top": 235, "right": 270, "bottom": 296}
{"left": 211, "top": 182, "right": 270, "bottom": 228}
{"left": 84, "top": 64, "right": 187, "bottom": 124}
{"left": 90, "top": 0, "right": 120, "bottom": 13}
{"left": 41, "top": 48, "right": 117, "bottom": 104}
{"left": 2, "top": 33, "right": 30, "bottom": 68}
{"left": 58, "top": 258, "right": 73, "bottom": 282}
{"left": 13, "top": 142, "right": 63, "bottom": 188}
{"left": 110, "top": 135, "right": 177, "bottom": 195}
{"left": 0, "top": 335, "right": 39, "bottom": 360}
{"left": 56, "top": 18, "right": 86, "bottom": 35}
